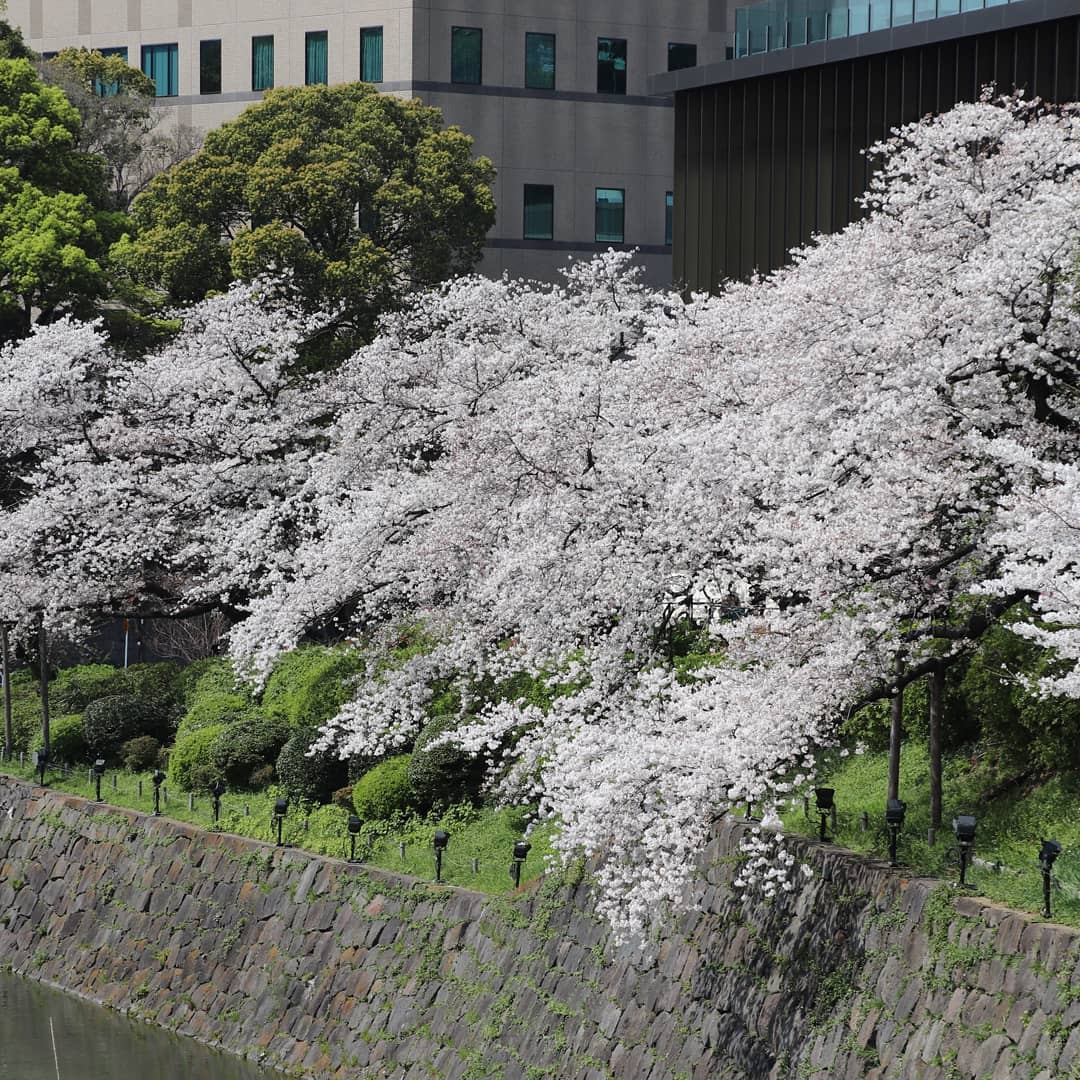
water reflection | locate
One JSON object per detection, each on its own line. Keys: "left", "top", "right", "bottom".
{"left": 0, "top": 972, "right": 281, "bottom": 1080}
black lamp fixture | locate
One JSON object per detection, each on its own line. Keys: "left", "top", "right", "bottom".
{"left": 1039, "top": 838, "right": 1062, "bottom": 919}
{"left": 273, "top": 796, "right": 289, "bottom": 847}
{"left": 347, "top": 814, "right": 362, "bottom": 862}
{"left": 433, "top": 828, "right": 450, "bottom": 883}
{"left": 93, "top": 758, "right": 106, "bottom": 802}
{"left": 952, "top": 815, "right": 977, "bottom": 888}
{"left": 151, "top": 769, "right": 166, "bottom": 815}
{"left": 815, "top": 787, "right": 835, "bottom": 842}
{"left": 511, "top": 839, "right": 531, "bottom": 888}
{"left": 885, "top": 798, "right": 906, "bottom": 867}
{"left": 210, "top": 779, "right": 226, "bottom": 825}
{"left": 33, "top": 748, "right": 49, "bottom": 787}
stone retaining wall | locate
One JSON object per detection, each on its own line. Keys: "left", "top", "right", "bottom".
{"left": 0, "top": 775, "right": 1077, "bottom": 1078}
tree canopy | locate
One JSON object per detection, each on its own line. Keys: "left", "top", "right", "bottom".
{"left": 113, "top": 82, "right": 496, "bottom": 348}
{"left": 2, "top": 94, "right": 1078, "bottom": 942}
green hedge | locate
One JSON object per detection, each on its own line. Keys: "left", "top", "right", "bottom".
{"left": 276, "top": 727, "right": 348, "bottom": 804}
{"left": 176, "top": 691, "right": 261, "bottom": 741}
{"left": 34, "top": 714, "right": 87, "bottom": 764}
{"left": 262, "top": 645, "right": 365, "bottom": 729}
{"left": 408, "top": 713, "right": 487, "bottom": 809}
{"left": 208, "top": 712, "right": 290, "bottom": 789}
{"left": 83, "top": 694, "right": 168, "bottom": 759}
{"left": 168, "top": 723, "right": 226, "bottom": 792}
{"left": 353, "top": 755, "right": 416, "bottom": 820}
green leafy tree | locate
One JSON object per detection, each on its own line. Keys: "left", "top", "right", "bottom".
{"left": 114, "top": 82, "right": 496, "bottom": 349}
{"left": 0, "top": 58, "right": 121, "bottom": 338}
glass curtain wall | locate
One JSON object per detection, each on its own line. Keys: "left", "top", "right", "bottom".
{"left": 360, "top": 27, "right": 383, "bottom": 82}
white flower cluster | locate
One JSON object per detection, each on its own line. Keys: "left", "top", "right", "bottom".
{"left": 733, "top": 827, "right": 811, "bottom": 899}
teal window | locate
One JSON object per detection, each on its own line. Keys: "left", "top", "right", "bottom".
{"left": 252, "top": 35, "right": 274, "bottom": 91}
{"left": 665, "top": 192, "right": 673, "bottom": 247}
{"left": 200, "top": 40, "right": 221, "bottom": 95}
{"left": 595, "top": 188, "right": 625, "bottom": 243}
{"left": 360, "top": 26, "right": 383, "bottom": 82}
{"left": 306, "top": 31, "right": 328, "bottom": 85}
{"left": 667, "top": 43, "right": 697, "bottom": 71}
{"left": 451, "top": 26, "right": 482, "bottom": 85}
{"left": 523, "top": 185, "right": 554, "bottom": 240}
{"left": 597, "top": 37, "right": 626, "bottom": 95}
{"left": 141, "top": 43, "right": 178, "bottom": 97}
{"left": 524, "top": 32, "right": 555, "bottom": 90}
{"left": 93, "top": 46, "right": 128, "bottom": 96}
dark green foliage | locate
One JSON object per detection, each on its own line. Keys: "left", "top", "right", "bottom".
{"left": 50, "top": 664, "right": 125, "bottom": 713}
{"left": 121, "top": 735, "right": 161, "bottom": 771}
{"left": 119, "top": 662, "right": 183, "bottom": 725}
{"left": 168, "top": 723, "right": 225, "bottom": 792}
{"left": 50, "top": 662, "right": 183, "bottom": 740}
{"left": 352, "top": 754, "right": 416, "bottom": 820}
{"left": 262, "top": 645, "right": 365, "bottom": 729}
{"left": 178, "top": 656, "right": 247, "bottom": 708}
{"left": 82, "top": 694, "right": 167, "bottom": 759}
{"left": 37, "top": 714, "right": 87, "bottom": 763}
{"left": 408, "top": 712, "right": 487, "bottom": 810}
{"left": 275, "top": 726, "right": 348, "bottom": 804}
{"left": 208, "top": 712, "right": 290, "bottom": 789}
{"left": 176, "top": 691, "right": 260, "bottom": 741}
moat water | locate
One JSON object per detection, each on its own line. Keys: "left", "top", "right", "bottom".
{"left": 0, "top": 971, "right": 280, "bottom": 1079}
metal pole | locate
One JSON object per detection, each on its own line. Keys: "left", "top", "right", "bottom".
{"left": 887, "top": 654, "right": 903, "bottom": 802}
{"left": 1, "top": 623, "right": 11, "bottom": 759}
{"left": 95, "top": 774, "right": 102, "bottom": 802}
{"left": 958, "top": 846, "right": 969, "bottom": 888}
{"left": 888, "top": 827, "right": 898, "bottom": 867}
{"left": 435, "top": 849, "right": 443, "bottom": 883}
{"left": 1043, "top": 866, "right": 1052, "bottom": 919}
{"left": 38, "top": 617, "right": 50, "bottom": 756}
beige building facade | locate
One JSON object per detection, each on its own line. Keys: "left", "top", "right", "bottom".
{"left": 7, "top": 1, "right": 731, "bottom": 284}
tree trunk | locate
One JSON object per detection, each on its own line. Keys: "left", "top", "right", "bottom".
{"left": 887, "top": 654, "right": 904, "bottom": 802}
{"left": 928, "top": 664, "right": 944, "bottom": 833}
{"left": 38, "top": 618, "right": 50, "bottom": 756}
{"left": 1, "top": 624, "right": 11, "bottom": 759}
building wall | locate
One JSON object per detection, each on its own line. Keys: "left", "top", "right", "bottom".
{"left": 5, "top": 0, "right": 731, "bottom": 286}
{"left": 670, "top": 8, "right": 1080, "bottom": 291}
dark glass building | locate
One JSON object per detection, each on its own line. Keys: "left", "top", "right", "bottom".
{"left": 650, "top": 0, "right": 1080, "bottom": 291}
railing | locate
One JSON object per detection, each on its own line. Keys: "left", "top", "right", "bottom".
{"left": 733, "top": 0, "right": 1014, "bottom": 57}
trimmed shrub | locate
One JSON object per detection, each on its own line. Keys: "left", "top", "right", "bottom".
{"left": 262, "top": 645, "right": 365, "bottom": 729}
{"left": 168, "top": 723, "right": 226, "bottom": 792}
{"left": 208, "top": 712, "right": 290, "bottom": 790}
{"left": 121, "top": 735, "right": 162, "bottom": 772}
{"left": 83, "top": 694, "right": 165, "bottom": 759}
{"left": 408, "top": 713, "right": 487, "bottom": 809}
{"left": 119, "top": 662, "right": 184, "bottom": 729}
{"left": 178, "top": 656, "right": 247, "bottom": 708}
{"left": 36, "top": 714, "right": 87, "bottom": 764}
{"left": 352, "top": 754, "right": 416, "bottom": 820}
{"left": 276, "top": 727, "right": 348, "bottom": 804}
{"left": 50, "top": 664, "right": 126, "bottom": 713}
{"left": 176, "top": 692, "right": 260, "bottom": 741}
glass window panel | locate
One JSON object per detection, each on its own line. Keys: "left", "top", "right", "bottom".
{"left": 665, "top": 191, "right": 673, "bottom": 247}
{"left": 525, "top": 32, "right": 555, "bottom": 90}
{"left": 914, "top": 0, "right": 937, "bottom": 17}
{"left": 595, "top": 188, "right": 625, "bottom": 244}
{"left": 200, "top": 39, "right": 221, "bottom": 95}
{"left": 597, "top": 37, "right": 627, "bottom": 94}
{"left": 252, "top": 35, "right": 274, "bottom": 91}
{"left": 93, "top": 46, "right": 128, "bottom": 96}
{"left": 360, "top": 27, "right": 383, "bottom": 82}
{"left": 306, "top": 30, "right": 328, "bottom": 85}
{"left": 523, "top": 184, "right": 554, "bottom": 240}
{"left": 451, "top": 26, "right": 482, "bottom": 85}
{"left": 141, "top": 43, "right": 178, "bottom": 97}
{"left": 667, "top": 43, "right": 697, "bottom": 71}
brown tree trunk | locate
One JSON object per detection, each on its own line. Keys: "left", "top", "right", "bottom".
{"left": 887, "top": 654, "right": 904, "bottom": 802}
{"left": 928, "top": 665, "right": 944, "bottom": 835}
{"left": 1, "top": 623, "right": 11, "bottom": 759}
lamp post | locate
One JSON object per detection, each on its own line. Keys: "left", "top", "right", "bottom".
{"left": 952, "top": 815, "right": 976, "bottom": 888}
{"left": 433, "top": 829, "right": 449, "bottom": 883}
{"left": 33, "top": 748, "right": 48, "bottom": 787}
{"left": 1039, "top": 839, "right": 1062, "bottom": 919}
{"left": 273, "top": 797, "right": 288, "bottom": 847}
{"left": 511, "top": 839, "right": 531, "bottom": 888}
{"left": 211, "top": 780, "right": 225, "bottom": 825}
{"left": 885, "top": 798, "right": 906, "bottom": 867}
{"left": 815, "top": 787, "right": 835, "bottom": 842}
{"left": 347, "top": 815, "right": 362, "bottom": 862}
{"left": 151, "top": 769, "right": 165, "bottom": 815}
{"left": 93, "top": 759, "right": 106, "bottom": 802}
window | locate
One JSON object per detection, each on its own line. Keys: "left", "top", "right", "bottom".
{"left": 200, "top": 39, "right": 221, "bottom": 95}
{"left": 93, "top": 46, "right": 128, "bottom": 96}
{"left": 451, "top": 26, "right": 482, "bottom": 85}
{"left": 360, "top": 26, "right": 383, "bottom": 83}
{"left": 665, "top": 192, "right": 674, "bottom": 247}
{"left": 141, "top": 43, "right": 178, "bottom": 97}
{"left": 306, "top": 31, "right": 328, "bottom": 85}
{"left": 667, "top": 42, "right": 697, "bottom": 71}
{"left": 252, "top": 35, "right": 274, "bottom": 91}
{"left": 523, "top": 185, "right": 554, "bottom": 240}
{"left": 597, "top": 37, "right": 626, "bottom": 95}
{"left": 524, "top": 32, "right": 555, "bottom": 90}
{"left": 595, "top": 188, "right": 625, "bottom": 243}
